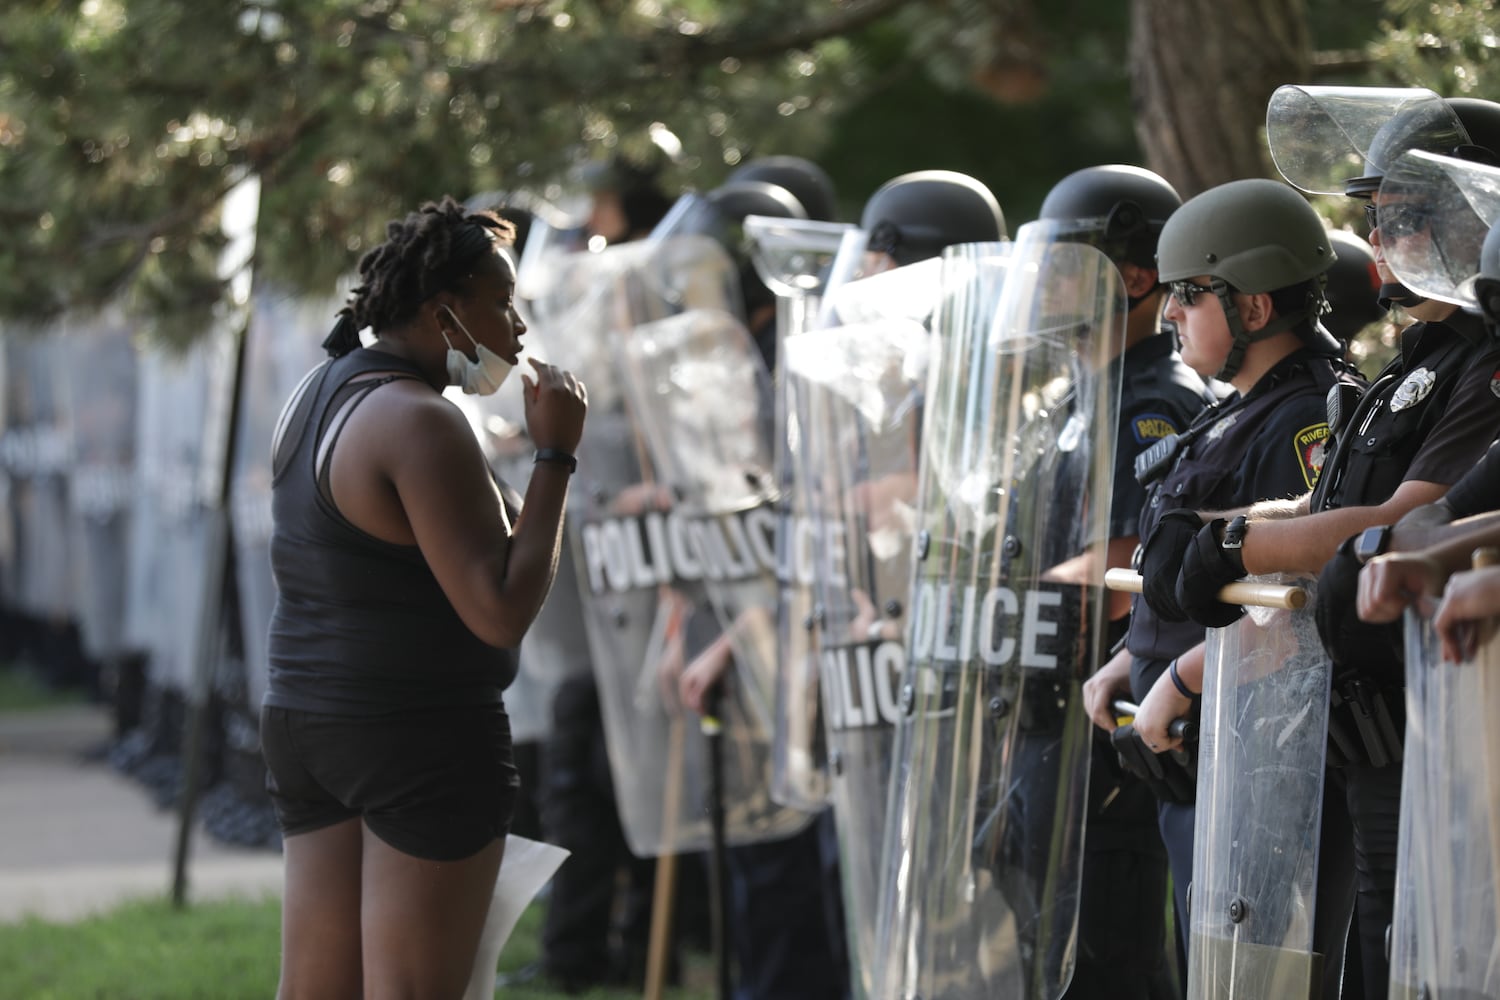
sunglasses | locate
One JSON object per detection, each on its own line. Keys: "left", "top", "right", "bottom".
{"left": 1364, "top": 201, "right": 1433, "bottom": 239}
{"left": 1168, "top": 279, "right": 1216, "bottom": 308}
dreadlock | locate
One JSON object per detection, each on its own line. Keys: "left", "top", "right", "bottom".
{"left": 322, "top": 196, "right": 517, "bottom": 358}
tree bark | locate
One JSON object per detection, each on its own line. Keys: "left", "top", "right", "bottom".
{"left": 1130, "top": 0, "right": 1311, "bottom": 197}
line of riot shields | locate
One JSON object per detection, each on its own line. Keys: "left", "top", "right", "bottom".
{"left": 7, "top": 123, "right": 1499, "bottom": 998}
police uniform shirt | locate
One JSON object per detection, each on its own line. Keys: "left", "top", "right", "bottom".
{"left": 1313, "top": 311, "right": 1500, "bottom": 512}
{"left": 1439, "top": 437, "right": 1500, "bottom": 518}
{"left": 1128, "top": 349, "right": 1349, "bottom": 699}
{"left": 1111, "top": 333, "right": 1216, "bottom": 539}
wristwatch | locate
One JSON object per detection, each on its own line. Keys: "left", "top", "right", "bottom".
{"left": 1220, "top": 514, "right": 1248, "bottom": 551}
{"left": 1354, "top": 524, "right": 1392, "bottom": 565}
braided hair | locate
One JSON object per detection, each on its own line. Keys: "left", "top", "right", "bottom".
{"left": 322, "top": 195, "right": 517, "bottom": 358}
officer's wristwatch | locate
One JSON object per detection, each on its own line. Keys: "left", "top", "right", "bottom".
{"left": 1354, "top": 524, "right": 1392, "bottom": 565}
{"left": 1220, "top": 514, "right": 1248, "bottom": 550}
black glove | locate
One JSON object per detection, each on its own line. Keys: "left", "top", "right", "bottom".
{"left": 1110, "top": 723, "right": 1195, "bottom": 804}
{"left": 1175, "top": 518, "right": 1248, "bottom": 628}
{"left": 1139, "top": 509, "right": 1203, "bottom": 622}
{"left": 1315, "top": 535, "right": 1405, "bottom": 685}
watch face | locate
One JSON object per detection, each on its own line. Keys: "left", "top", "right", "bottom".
{"left": 1356, "top": 525, "right": 1388, "bottom": 563}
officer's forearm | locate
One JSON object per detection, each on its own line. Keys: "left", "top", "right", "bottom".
{"left": 1395, "top": 511, "right": 1500, "bottom": 577}
{"left": 1198, "top": 494, "right": 1308, "bottom": 527}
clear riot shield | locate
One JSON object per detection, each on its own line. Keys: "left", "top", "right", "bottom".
{"left": 1387, "top": 612, "right": 1500, "bottom": 1000}
{"left": 787, "top": 247, "right": 998, "bottom": 999}
{"left": 545, "top": 236, "right": 811, "bottom": 856}
{"left": 61, "top": 311, "right": 138, "bottom": 667}
{"left": 1187, "top": 580, "right": 1330, "bottom": 1000}
{"left": 744, "top": 214, "right": 855, "bottom": 810}
{"left": 0, "top": 333, "right": 12, "bottom": 611}
{"left": 873, "top": 228, "right": 1125, "bottom": 1000}
{"left": 1378, "top": 150, "right": 1500, "bottom": 309}
{"left": 6, "top": 332, "right": 76, "bottom": 628}
{"left": 124, "top": 334, "right": 236, "bottom": 699}
{"left": 1266, "top": 86, "right": 1464, "bottom": 195}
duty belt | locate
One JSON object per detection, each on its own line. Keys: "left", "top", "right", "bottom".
{"left": 1326, "top": 673, "right": 1404, "bottom": 769}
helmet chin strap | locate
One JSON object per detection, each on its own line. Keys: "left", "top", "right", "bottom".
{"left": 1212, "top": 278, "right": 1306, "bottom": 382}
{"left": 1377, "top": 281, "right": 1427, "bottom": 312}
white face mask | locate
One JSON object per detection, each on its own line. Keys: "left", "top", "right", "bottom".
{"left": 439, "top": 306, "right": 512, "bottom": 396}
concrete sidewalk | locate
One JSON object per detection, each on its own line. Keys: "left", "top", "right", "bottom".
{"left": 0, "top": 703, "right": 283, "bottom": 924}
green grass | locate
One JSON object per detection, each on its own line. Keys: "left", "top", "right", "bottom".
{"left": 0, "top": 664, "right": 86, "bottom": 713}
{"left": 0, "top": 894, "right": 714, "bottom": 999}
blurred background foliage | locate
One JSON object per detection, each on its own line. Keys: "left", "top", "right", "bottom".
{"left": 1, "top": 0, "right": 1497, "bottom": 347}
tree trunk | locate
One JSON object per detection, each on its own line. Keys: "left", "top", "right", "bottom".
{"left": 1130, "top": 0, "right": 1311, "bottom": 197}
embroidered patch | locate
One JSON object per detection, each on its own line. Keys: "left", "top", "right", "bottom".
{"left": 1206, "top": 412, "right": 1239, "bottom": 442}
{"left": 1389, "top": 367, "right": 1436, "bottom": 412}
{"left": 1295, "top": 422, "right": 1331, "bottom": 490}
{"left": 1132, "top": 413, "right": 1178, "bottom": 444}
{"left": 1491, "top": 368, "right": 1500, "bottom": 399}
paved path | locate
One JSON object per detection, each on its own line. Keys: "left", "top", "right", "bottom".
{"left": 0, "top": 704, "right": 283, "bottom": 924}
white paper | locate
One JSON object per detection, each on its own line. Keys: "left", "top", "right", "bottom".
{"left": 463, "top": 834, "right": 571, "bottom": 1000}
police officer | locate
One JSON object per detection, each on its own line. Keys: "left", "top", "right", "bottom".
{"left": 664, "top": 172, "right": 858, "bottom": 1000}
{"left": 1037, "top": 164, "right": 1214, "bottom": 999}
{"left": 859, "top": 168, "right": 1006, "bottom": 274}
{"left": 1139, "top": 92, "right": 1500, "bottom": 1000}
{"left": 1084, "top": 178, "right": 1364, "bottom": 985}
{"left": 531, "top": 154, "right": 681, "bottom": 993}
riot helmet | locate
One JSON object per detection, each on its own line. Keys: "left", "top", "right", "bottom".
{"left": 729, "top": 156, "right": 840, "bottom": 223}
{"left": 1321, "top": 230, "right": 1384, "bottom": 341}
{"left": 1037, "top": 164, "right": 1182, "bottom": 269}
{"left": 1157, "top": 178, "right": 1338, "bottom": 380}
{"left": 1348, "top": 97, "right": 1500, "bottom": 198}
{"left": 1478, "top": 220, "right": 1500, "bottom": 330}
{"left": 859, "top": 170, "right": 1006, "bottom": 268}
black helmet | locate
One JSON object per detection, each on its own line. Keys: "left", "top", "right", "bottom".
{"left": 1038, "top": 164, "right": 1182, "bottom": 268}
{"left": 1476, "top": 220, "right": 1500, "bottom": 330}
{"left": 1158, "top": 178, "right": 1338, "bottom": 379}
{"left": 1346, "top": 97, "right": 1500, "bottom": 198}
{"left": 859, "top": 170, "right": 1006, "bottom": 267}
{"left": 1321, "top": 230, "right": 1384, "bottom": 341}
{"left": 707, "top": 179, "right": 807, "bottom": 225}
{"left": 728, "top": 156, "right": 839, "bottom": 222}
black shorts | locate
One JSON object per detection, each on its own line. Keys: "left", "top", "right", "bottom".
{"left": 260, "top": 702, "right": 520, "bottom": 862}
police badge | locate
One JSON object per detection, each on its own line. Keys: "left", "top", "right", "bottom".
{"left": 1389, "top": 367, "right": 1436, "bottom": 412}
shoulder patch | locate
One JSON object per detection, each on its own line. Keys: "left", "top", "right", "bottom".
{"left": 1131, "top": 413, "right": 1179, "bottom": 444}
{"left": 1490, "top": 368, "right": 1500, "bottom": 399}
{"left": 1295, "top": 422, "right": 1331, "bottom": 490}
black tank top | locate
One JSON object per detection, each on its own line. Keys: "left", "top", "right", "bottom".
{"left": 264, "top": 347, "right": 517, "bottom": 715}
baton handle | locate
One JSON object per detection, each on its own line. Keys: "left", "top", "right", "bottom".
{"left": 1104, "top": 568, "right": 1307, "bottom": 610}
{"left": 1112, "top": 699, "right": 1196, "bottom": 743}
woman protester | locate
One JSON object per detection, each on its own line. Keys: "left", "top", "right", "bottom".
{"left": 260, "top": 196, "right": 586, "bottom": 998}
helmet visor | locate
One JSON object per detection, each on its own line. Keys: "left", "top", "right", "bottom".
{"left": 1267, "top": 85, "right": 1458, "bottom": 196}
{"left": 1380, "top": 150, "right": 1500, "bottom": 308}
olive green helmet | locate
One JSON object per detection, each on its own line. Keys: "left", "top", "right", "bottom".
{"left": 1157, "top": 178, "right": 1338, "bottom": 378}
{"left": 1157, "top": 178, "right": 1335, "bottom": 291}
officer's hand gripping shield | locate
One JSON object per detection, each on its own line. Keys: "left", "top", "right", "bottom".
{"left": 1378, "top": 150, "right": 1500, "bottom": 310}
{"left": 872, "top": 226, "right": 1125, "bottom": 1000}
{"left": 743, "top": 214, "right": 857, "bottom": 810}
{"left": 785, "top": 248, "right": 995, "bottom": 997}
{"left": 1188, "top": 580, "right": 1330, "bottom": 1000}
{"left": 1267, "top": 86, "right": 1464, "bottom": 196}
{"left": 1386, "top": 609, "right": 1500, "bottom": 1000}
{"left": 539, "top": 235, "right": 811, "bottom": 855}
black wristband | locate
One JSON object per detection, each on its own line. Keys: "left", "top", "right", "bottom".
{"left": 1168, "top": 658, "right": 1194, "bottom": 699}
{"left": 534, "top": 447, "right": 577, "bottom": 473}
